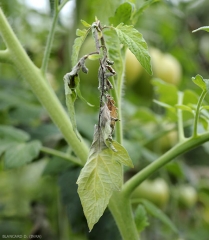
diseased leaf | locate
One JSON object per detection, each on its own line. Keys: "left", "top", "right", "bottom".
{"left": 71, "top": 28, "right": 90, "bottom": 66}
{"left": 111, "top": 141, "right": 134, "bottom": 168}
{"left": 104, "top": 29, "right": 124, "bottom": 85}
{"left": 134, "top": 204, "right": 149, "bottom": 233}
{"left": 77, "top": 147, "right": 123, "bottom": 231}
{"left": 140, "top": 199, "right": 179, "bottom": 234}
{"left": 109, "top": 2, "right": 133, "bottom": 26}
{"left": 192, "top": 74, "right": 209, "bottom": 91}
{"left": 114, "top": 24, "right": 152, "bottom": 75}
{"left": 4, "top": 140, "right": 42, "bottom": 169}
{"left": 193, "top": 26, "right": 209, "bottom": 33}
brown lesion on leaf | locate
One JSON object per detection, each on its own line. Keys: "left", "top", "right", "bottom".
{"left": 106, "top": 95, "right": 119, "bottom": 133}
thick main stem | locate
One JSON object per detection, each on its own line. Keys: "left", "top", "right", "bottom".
{"left": 108, "top": 192, "right": 139, "bottom": 240}
{"left": 0, "top": 8, "right": 88, "bottom": 164}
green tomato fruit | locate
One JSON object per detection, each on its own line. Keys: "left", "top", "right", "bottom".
{"left": 174, "top": 185, "right": 197, "bottom": 208}
{"left": 150, "top": 48, "right": 182, "bottom": 86}
{"left": 131, "top": 178, "right": 170, "bottom": 208}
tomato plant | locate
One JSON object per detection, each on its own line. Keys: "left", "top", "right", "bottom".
{"left": 0, "top": 0, "right": 209, "bottom": 240}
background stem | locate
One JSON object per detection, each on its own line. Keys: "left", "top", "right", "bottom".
{"left": 193, "top": 90, "right": 207, "bottom": 137}
{"left": 123, "top": 131, "right": 209, "bottom": 198}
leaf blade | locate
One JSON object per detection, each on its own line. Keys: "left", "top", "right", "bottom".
{"left": 114, "top": 24, "right": 152, "bottom": 75}
{"left": 77, "top": 148, "right": 122, "bottom": 231}
{"left": 4, "top": 140, "right": 42, "bottom": 169}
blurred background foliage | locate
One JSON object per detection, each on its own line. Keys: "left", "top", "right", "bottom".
{"left": 0, "top": 0, "right": 209, "bottom": 239}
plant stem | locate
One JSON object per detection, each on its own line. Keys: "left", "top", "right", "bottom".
{"left": 0, "top": 49, "right": 12, "bottom": 63}
{"left": 177, "top": 91, "right": 185, "bottom": 141}
{"left": 41, "top": 146, "right": 82, "bottom": 165}
{"left": 108, "top": 192, "right": 139, "bottom": 240}
{"left": 122, "top": 131, "right": 209, "bottom": 198}
{"left": 0, "top": 7, "right": 88, "bottom": 164}
{"left": 41, "top": 0, "right": 59, "bottom": 75}
{"left": 193, "top": 90, "right": 207, "bottom": 137}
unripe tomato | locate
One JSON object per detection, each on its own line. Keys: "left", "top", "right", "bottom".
{"left": 131, "top": 178, "right": 170, "bottom": 208}
{"left": 173, "top": 184, "right": 197, "bottom": 208}
{"left": 150, "top": 48, "right": 182, "bottom": 86}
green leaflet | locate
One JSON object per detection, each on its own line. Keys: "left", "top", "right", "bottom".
{"left": 192, "top": 74, "right": 209, "bottom": 92}
{"left": 140, "top": 199, "right": 179, "bottom": 234}
{"left": 193, "top": 26, "right": 209, "bottom": 33}
{"left": 134, "top": 204, "right": 149, "bottom": 233}
{"left": 77, "top": 147, "right": 123, "bottom": 231}
{"left": 4, "top": 140, "right": 41, "bottom": 169}
{"left": 109, "top": 2, "right": 134, "bottom": 26}
{"left": 114, "top": 24, "right": 152, "bottom": 75}
{"left": 71, "top": 28, "right": 90, "bottom": 67}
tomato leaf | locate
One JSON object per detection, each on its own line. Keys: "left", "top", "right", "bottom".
{"left": 4, "top": 140, "right": 42, "bottom": 169}
{"left": 109, "top": 2, "right": 134, "bottom": 26}
{"left": 77, "top": 147, "right": 123, "bottom": 231}
{"left": 114, "top": 24, "right": 152, "bottom": 75}
{"left": 0, "top": 125, "right": 30, "bottom": 142}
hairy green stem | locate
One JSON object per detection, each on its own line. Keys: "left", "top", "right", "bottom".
{"left": 108, "top": 192, "right": 139, "bottom": 240}
{"left": 0, "top": 7, "right": 88, "bottom": 164}
{"left": 111, "top": 64, "right": 125, "bottom": 144}
{"left": 41, "top": 146, "right": 82, "bottom": 165}
{"left": 122, "top": 131, "right": 209, "bottom": 198}
{"left": 193, "top": 90, "right": 207, "bottom": 137}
